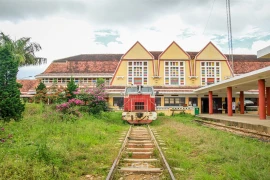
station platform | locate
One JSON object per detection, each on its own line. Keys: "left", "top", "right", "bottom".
{"left": 197, "top": 114, "right": 270, "bottom": 134}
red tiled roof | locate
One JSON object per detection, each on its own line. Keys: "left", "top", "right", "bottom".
{"left": 225, "top": 54, "right": 270, "bottom": 62}
{"left": 54, "top": 54, "right": 123, "bottom": 62}
{"left": 36, "top": 73, "right": 113, "bottom": 77}
{"left": 17, "top": 79, "right": 40, "bottom": 94}
{"left": 43, "top": 60, "right": 119, "bottom": 74}
{"left": 233, "top": 61, "right": 270, "bottom": 74}
{"left": 39, "top": 52, "right": 270, "bottom": 76}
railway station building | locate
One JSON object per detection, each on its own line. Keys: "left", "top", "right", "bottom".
{"left": 31, "top": 41, "right": 270, "bottom": 117}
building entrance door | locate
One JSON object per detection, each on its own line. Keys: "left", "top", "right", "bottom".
{"left": 201, "top": 98, "right": 209, "bottom": 113}
{"left": 213, "top": 98, "right": 222, "bottom": 114}
{"left": 201, "top": 97, "right": 222, "bottom": 114}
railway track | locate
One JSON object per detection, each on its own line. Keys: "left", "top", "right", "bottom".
{"left": 106, "top": 125, "right": 175, "bottom": 180}
{"left": 194, "top": 119, "right": 270, "bottom": 141}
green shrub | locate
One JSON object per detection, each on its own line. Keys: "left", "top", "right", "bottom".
{"left": 0, "top": 45, "right": 24, "bottom": 122}
{"left": 158, "top": 112, "right": 165, "bottom": 116}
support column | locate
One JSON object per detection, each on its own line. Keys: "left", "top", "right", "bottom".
{"left": 198, "top": 97, "right": 202, "bottom": 113}
{"left": 185, "top": 97, "right": 189, "bottom": 106}
{"left": 240, "top": 91, "right": 244, "bottom": 114}
{"left": 258, "top": 79, "right": 266, "bottom": 120}
{"left": 267, "top": 87, "right": 270, "bottom": 116}
{"left": 209, "top": 91, "right": 213, "bottom": 114}
{"left": 227, "top": 87, "right": 233, "bottom": 116}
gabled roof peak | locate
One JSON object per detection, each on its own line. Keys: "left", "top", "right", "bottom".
{"left": 121, "top": 41, "right": 154, "bottom": 59}
{"left": 158, "top": 41, "right": 191, "bottom": 60}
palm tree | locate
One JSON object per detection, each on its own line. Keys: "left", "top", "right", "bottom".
{"left": 0, "top": 32, "right": 46, "bottom": 66}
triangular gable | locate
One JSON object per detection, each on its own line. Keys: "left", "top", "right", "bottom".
{"left": 195, "top": 41, "right": 227, "bottom": 60}
{"left": 159, "top": 41, "right": 190, "bottom": 60}
{"left": 122, "top": 41, "right": 154, "bottom": 59}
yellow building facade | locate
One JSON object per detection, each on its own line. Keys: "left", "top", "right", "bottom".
{"left": 109, "top": 41, "right": 233, "bottom": 114}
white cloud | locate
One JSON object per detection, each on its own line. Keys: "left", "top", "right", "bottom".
{"left": 0, "top": 0, "right": 269, "bottom": 78}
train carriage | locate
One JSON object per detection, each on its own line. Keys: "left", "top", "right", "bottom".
{"left": 122, "top": 85, "right": 157, "bottom": 124}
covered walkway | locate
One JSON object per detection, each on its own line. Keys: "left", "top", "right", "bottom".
{"left": 194, "top": 66, "right": 270, "bottom": 120}
{"left": 198, "top": 114, "right": 270, "bottom": 134}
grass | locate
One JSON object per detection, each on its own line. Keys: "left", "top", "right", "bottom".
{"left": 152, "top": 114, "right": 270, "bottom": 180}
{"left": 0, "top": 103, "right": 128, "bottom": 180}
{"left": 1, "top": 106, "right": 269, "bottom": 179}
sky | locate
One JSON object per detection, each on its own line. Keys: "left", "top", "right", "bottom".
{"left": 0, "top": 0, "right": 269, "bottom": 79}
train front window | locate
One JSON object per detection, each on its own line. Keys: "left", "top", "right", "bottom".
{"left": 126, "top": 87, "right": 138, "bottom": 94}
{"left": 141, "top": 87, "right": 151, "bottom": 93}
{"left": 135, "top": 102, "right": 144, "bottom": 110}
{"left": 126, "top": 86, "right": 154, "bottom": 95}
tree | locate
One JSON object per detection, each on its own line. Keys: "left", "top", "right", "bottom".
{"left": 66, "top": 77, "right": 78, "bottom": 100}
{"left": 35, "top": 81, "right": 47, "bottom": 103}
{"left": 0, "top": 32, "right": 46, "bottom": 66}
{"left": 88, "top": 82, "right": 108, "bottom": 114}
{"left": 0, "top": 45, "right": 25, "bottom": 122}
{"left": 96, "top": 78, "right": 105, "bottom": 87}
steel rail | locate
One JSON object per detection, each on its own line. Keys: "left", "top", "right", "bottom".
{"left": 194, "top": 119, "right": 270, "bottom": 138}
{"left": 147, "top": 125, "right": 176, "bottom": 180}
{"left": 106, "top": 125, "right": 132, "bottom": 180}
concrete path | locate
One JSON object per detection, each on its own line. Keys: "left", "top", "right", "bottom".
{"left": 198, "top": 114, "right": 270, "bottom": 133}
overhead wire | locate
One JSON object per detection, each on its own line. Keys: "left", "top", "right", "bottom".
{"left": 226, "top": 0, "right": 234, "bottom": 75}
{"left": 203, "top": 0, "right": 216, "bottom": 35}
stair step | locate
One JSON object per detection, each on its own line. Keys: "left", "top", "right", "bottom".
{"left": 128, "top": 137, "right": 151, "bottom": 140}
{"left": 123, "top": 158, "right": 159, "bottom": 162}
{"left": 126, "top": 148, "right": 153, "bottom": 151}
{"left": 130, "top": 152, "right": 153, "bottom": 155}
{"left": 128, "top": 140, "right": 152, "bottom": 143}
{"left": 119, "top": 167, "right": 163, "bottom": 172}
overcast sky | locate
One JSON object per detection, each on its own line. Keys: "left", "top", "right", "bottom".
{"left": 0, "top": 0, "right": 269, "bottom": 78}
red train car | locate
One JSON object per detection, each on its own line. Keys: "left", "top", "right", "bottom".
{"left": 122, "top": 86, "right": 157, "bottom": 124}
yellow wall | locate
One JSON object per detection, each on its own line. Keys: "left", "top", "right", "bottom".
{"left": 111, "top": 61, "right": 128, "bottom": 85}
{"left": 112, "top": 41, "right": 233, "bottom": 87}
{"left": 108, "top": 97, "right": 113, "bottom": 107}
{"left": 110, "top": 41, "right": 235, "bottom": 111}
{"left": 111, "top": 60, "right": 155, "bottom": 86}
{"left": 194, "top": 42, "right": 232, "bottom": 84}
{"left": 159, "top": 60, "right": 192, "bottom": 86}
{"left": 195, "top": 60, "right": 232, "bottom": 84}
{"left": 111, "top": 41, "right": 156, "bottom": 86}
{"left": 159, "top": 42, "right": 189, "bottom": 60}
{"left": 196, "top": 42, "right": 226, "bottom": 60}
{"left": 122, "top": 42, "right": 153, "bottom": 59}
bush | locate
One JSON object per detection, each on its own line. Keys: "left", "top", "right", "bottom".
{"left": 55, "top": 98, "right": 83, "bottom": 122}
{"left": 158, "top": 112, "right": 165, "bottom": 116}
{"left": 0, "top": 45, "right": 25, "bottom": 122}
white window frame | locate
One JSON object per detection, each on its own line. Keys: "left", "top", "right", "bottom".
{"left": 164, "top": 61, "right": 185, "bottom": 86}
{"left": 127, "top": 61, "right": 148, "bottom": 85}
{"left": 200, "top": 61, "right": 221, "bottom": 86}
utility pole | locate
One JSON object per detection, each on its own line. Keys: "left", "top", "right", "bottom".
{"left": 226, "top": 0, "right": 234, "bottom": 76}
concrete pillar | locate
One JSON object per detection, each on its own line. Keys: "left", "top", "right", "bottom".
{"left": 198, "top": 97, "right": 202, "bottom": 113}
{"left": 267, "top": 87, "right": 270, "bottom": 116}
{"left": 209, "top": 91, "right": 213, "bottom": 114}
{"left": 240, "top": 91, "right": 244, "bottom": 114}
{"left": 258, "top": 79, "right": 266, "bottom": 120}
{"left": 161, "top": 97, "right": 164, "bottom": 107}
{"left": 227, "top": 87, "right": 233, "bottom": 116}
{"left": 222, "top": 97, "right": 225, "bottom": 114}
{"left": 185, "top": 97, "right": 189, "bottom": 106}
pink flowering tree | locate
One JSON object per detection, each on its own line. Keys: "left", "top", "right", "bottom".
{"left": 88, "top": 82, "right": 108, "bottom": 114}
{"left": 75, "top": 78, "right": 108, "bottom": 114}
{"left": 56, "top": 98, "right": 84, "bottom": 120}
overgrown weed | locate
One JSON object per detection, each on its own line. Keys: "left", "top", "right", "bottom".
{"left": 0, "top": 104, "right": 128, "bottom": 179}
